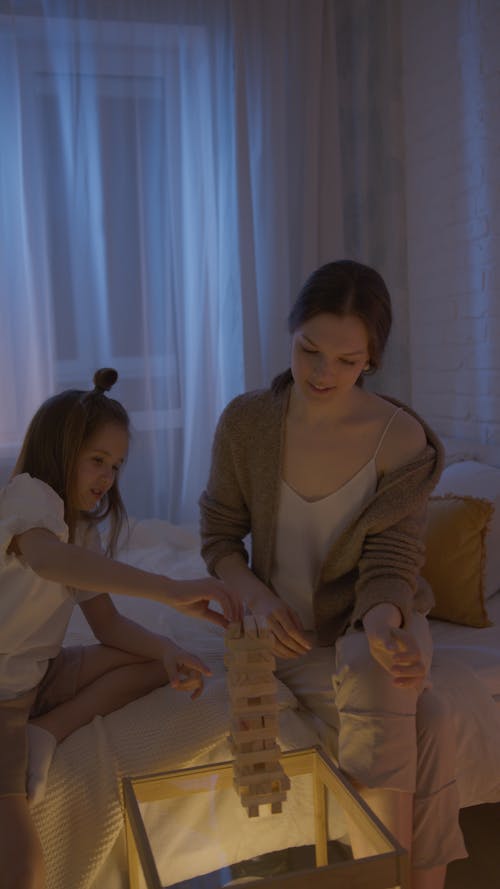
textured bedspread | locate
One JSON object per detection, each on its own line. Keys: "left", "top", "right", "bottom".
{"left": 32, "top": 518, "right": 500, "bottom": 888}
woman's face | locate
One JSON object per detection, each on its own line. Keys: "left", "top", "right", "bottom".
{"left": 290, "top": 312, "right": 370, "bottom": 403}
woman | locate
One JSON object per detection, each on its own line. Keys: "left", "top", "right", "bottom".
{"left": 200, "top": 260, "right": 466, "bottom": 889}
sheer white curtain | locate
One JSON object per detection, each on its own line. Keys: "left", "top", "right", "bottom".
{"left": 0, "top": 0, "right": 344, "bottom": 521}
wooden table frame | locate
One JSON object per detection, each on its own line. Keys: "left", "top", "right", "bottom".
{"left": 123, "top": 745, "right": 410, "bottom": 889}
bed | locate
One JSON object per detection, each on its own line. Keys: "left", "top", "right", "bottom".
{"left": 32, "top": 453, "right": 500, "bottom": 889}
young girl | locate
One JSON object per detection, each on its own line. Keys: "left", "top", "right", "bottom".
{"left": 0, "top": 367, "right": 241, "bottom": 889}
{"left": 200, "top": 261, "right": 467, "bottom": 889}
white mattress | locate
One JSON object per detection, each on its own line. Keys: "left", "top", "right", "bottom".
{"left": 430, "top": 591, "right": 500, "bottom": 699}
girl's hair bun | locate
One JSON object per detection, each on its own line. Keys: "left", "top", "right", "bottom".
{"left": 93, "top": 368, "right": 118, "bottom": 394}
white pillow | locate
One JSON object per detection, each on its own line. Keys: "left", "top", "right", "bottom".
{"left": 434, "top": 460, "right": 500, "bottom": 599}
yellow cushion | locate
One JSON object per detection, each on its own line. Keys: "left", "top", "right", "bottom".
{"left": 423, "top": 495, "right": 493, "bottom": 628}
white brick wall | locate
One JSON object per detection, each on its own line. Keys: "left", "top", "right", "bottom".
{"left": 402, "top": 0, "right": 500, "bottom": 446}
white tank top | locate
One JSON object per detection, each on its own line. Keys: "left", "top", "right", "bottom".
{"left": 271, "top": 409, "right": 401, "bottom": 629}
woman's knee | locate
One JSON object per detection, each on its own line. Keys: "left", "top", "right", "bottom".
{"left": 334, "top": 631, "right": 418, "bottom": 714}
{"left": 334, "top": 632, "right": 419, "bottom": 790}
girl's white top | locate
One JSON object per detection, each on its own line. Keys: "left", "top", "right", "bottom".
{"left": 0, "top": 473, "right": 97, "bottom": 700}
{"left": 271, "top": 409, "right": 401, "bottom": 630}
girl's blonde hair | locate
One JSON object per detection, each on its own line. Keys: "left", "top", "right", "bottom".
{"left": 13, "top": 368, "right": 129, "bottom": 554}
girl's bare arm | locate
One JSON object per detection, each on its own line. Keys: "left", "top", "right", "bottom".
{"left": 11, "top": 527, "right": 242, "bottom": 626}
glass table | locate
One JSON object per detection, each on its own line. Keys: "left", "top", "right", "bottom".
{"left": 123, "top": 746, "right": 410, "bottom": 889}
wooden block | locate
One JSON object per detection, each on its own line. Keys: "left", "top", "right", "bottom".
{"left": 225, "top": 615, "right": 288, "bottom": 818}
{"left": 229, "top": 737, "right": 270, "bottom": 757}
{"left": 240, "top": 789, "right": 288, "bottom": 807}
{"left": 231, "top": 708, "right": 278, "bottom": 724}
{"left": 230, "top": 744, "right": 281, "bottom": 765}
{"left": 225, "top": 637, "right": 273, "bottom": 654}
{"left": 246, "top": 650, "right": 276, "bottom": 668}
{"left": 230, "top": 727, "right": 276, "bottom": 744}
{"left": 228, "top": 679, "right": 277, "bottom": 697}
{"left": 234, "top": 767, "right": 288, "bottom": 786}
{"left": 228, "top": 671, "right": 277, "bottom": 698}
{"left": 230, "top": 714, "right": 278, "bottom": 735}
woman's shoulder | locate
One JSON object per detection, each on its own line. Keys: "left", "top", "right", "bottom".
{"left": 219, "top": 386, "right": 285, "bottom": 426}
{"left": 370, "top": 393, "right": 438, "bottom": 475}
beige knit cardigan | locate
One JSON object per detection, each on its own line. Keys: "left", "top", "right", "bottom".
{"left": 200, "top": 385, "right": 444, "bottom": 645}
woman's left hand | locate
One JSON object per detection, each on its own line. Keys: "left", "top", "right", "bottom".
{"left": 162, "top": 641, "right": 212, "bottom": 700}
{"left": 363, "top": 603, "right": 427, "bottom": 690}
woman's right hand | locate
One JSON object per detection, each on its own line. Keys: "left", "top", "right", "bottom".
{"left": 249, "top": 591, "right": 312, "bottom": 659}
{"left": 209, "top": 554, "right": 311, "bottom": 658}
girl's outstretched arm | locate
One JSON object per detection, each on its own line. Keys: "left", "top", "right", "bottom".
{"left": 10, "top": 527, "right": 242, "bottom": 627}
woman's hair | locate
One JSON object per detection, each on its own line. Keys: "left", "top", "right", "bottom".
{"left": 273, "top": 259, "right": 393, "bottom": 392}
{"left": 13, "top": 368, "right": 129, "bottom": 553}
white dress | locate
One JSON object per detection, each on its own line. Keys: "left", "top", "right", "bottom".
{"left": 271, "top": 410, "right": 401, "bottom": 628}
{"left": 0, "top": 473, "right": 97, "bottom": 700}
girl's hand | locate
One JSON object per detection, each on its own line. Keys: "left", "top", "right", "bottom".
{"left": 167, "top": 578, "right": 243, "bottom": 628}
{"left": 363, "top": 604, "right": 426, "bottom": 689}
{"left": 162, "top": 641, "right": 212, "bottom": 700}
{"left": 250, "top": 593, "right": 312, "bottom": 659}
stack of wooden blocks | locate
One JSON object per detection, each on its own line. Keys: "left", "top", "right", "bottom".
{"left": 225, "top": 615, "right": 290, "bottom": 818}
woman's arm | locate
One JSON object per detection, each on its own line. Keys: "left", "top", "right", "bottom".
{"left": 11, "top": 527, "right": 242, "bottom": 627}
{"left": 354, "top": 409, "right": 435, "bottom": 628}
{"left": 81, "top": 594, "right": 211, "bottom": 699}
{"left": 201, "top": 394, "right": 309, "bottom": 657}
{"left": 215, "top": 552, "right": 311, "bottom": 658}
{"left": 357, "top": 410, "right": 437, "bottom": 687}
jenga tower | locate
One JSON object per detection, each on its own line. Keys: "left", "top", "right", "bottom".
{"left": 225, "top": 615, "right": 290, "bottom": 817}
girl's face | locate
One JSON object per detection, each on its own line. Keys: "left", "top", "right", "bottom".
{"left": 75, "top": 422, "right": 129, "bottom": 512}
{"left": 291, "top": 312, "right": 370, "bottom": 403}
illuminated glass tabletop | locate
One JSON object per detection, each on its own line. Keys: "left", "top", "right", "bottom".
{"left": 123, "top": 746, "right": 409, "bottom": 889}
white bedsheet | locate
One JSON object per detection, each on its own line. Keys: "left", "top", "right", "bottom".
{"left": 431, "top": 591, "right": 500, "bottom": 698}
{"left": 34, "top": 518, "right": 500, "bottom": 889}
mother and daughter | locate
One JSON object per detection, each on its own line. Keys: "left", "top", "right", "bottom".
{"left": 1, "top": 260, "right": 465, "bottom": 889}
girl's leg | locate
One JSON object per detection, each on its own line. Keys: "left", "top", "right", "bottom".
{"left": 31, "top": 645, "right": 168, "bottom": 742}
{"left": 0, "top": 796, "right": 45, "bottom": 889}
{"left": 27, "top": 645, "right": 168, "bottom": 804}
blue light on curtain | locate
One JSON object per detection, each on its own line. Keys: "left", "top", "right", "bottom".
{"left": 0, "top": 0, "right": 343, "bottom": 521}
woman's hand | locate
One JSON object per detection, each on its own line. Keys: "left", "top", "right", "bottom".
{"left": 162, "top": 640, "right": 212, "bottom": 700}
{"left": 206, "top": 553, "right": 310, "bottom": 658}
{"left": 166, "top": 578, "right": 243, "bottom": 628}
{"left": 363, "top": 603, "right": 426, "bottom": 689}
{"left": 250, "top": 592, "right": 312, "bottom": 659}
